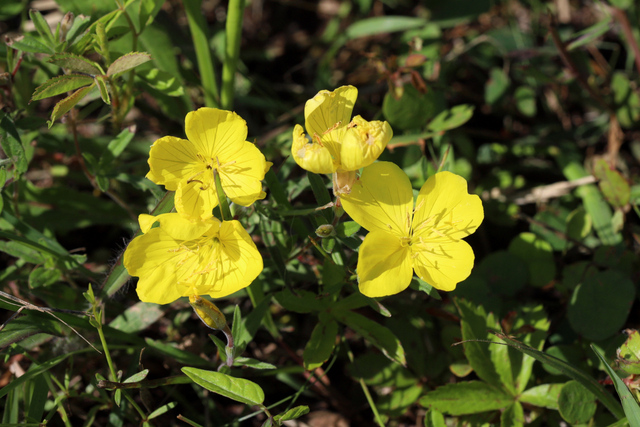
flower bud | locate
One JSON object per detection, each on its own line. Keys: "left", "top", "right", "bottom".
{"left": 189, "top": 295, "right": 227, "bottom": 330}
{"left": 315, "top": 224, "right": 336, "bottom": 238}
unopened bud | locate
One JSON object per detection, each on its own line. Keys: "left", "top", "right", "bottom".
{"left": 315, "top": 224, "right": 335, "bottom": 238}
{"left": 60, "top": 12, "right": 74, "bottom": 41}
{"left": 189, "top": 295, "right": 227, "bottom": 330}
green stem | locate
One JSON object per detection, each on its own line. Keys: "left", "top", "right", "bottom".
{"left": 184, "top": 0, "right": 219, "bottom": 108}
{"left": 221, "top": 0, "right": 245, "bottom": 110}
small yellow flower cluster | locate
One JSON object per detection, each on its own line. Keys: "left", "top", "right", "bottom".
{"left": 292, "top": 86, "right": 485, "bottom": 298}
{"left": 123, "top": 108, "right": 269, "bottom": 305}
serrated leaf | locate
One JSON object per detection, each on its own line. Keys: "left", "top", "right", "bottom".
{"left": 95, "top": 22, "right": 109, "bottom": 63}
{"left": 107, "top": 52, "right": 151, "bottom": 77}
{"left": 95, "top": 75, "right": 110, "bottom": 104}
{"left": 49, "top": 84, "right": 95, "bottom": 128}
{"left": 419, "top": 381, "right": 513, "bottom": 415}
{"left": 31, "top": 74, "right": 94, "bottom": 101}
{"left": 303, "top": 317, "right": 338, "bottom": 370}
{"left": 181, "top": 367, "right": 265, "bottom": 406}
{"left": 49, "top": 53, "right": 102, "bottom": 75}
{"left": 0, "top": 114, "right": 28, "bottom": 174}
{"left": 332, "top": 309, "right": 406, "bottom": 366}
{"left": 7, "top": 35, "right": 52, "bottom": 54}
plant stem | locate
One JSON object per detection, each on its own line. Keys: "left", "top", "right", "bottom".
{"left": 184, "top": 0, "right": 220, "bottom": 108}
{"left": 221, "top": 0, "right": 245, "bottom": 110}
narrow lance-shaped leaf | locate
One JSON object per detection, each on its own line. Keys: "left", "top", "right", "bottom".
{"left": 6, "top": 35, "right": 52, "bottom": 54}
{"left": 49, "top": 83, "right": 95, "bottom": 128}
{"left": 332, "top": 309, "right": 406, "bottom": 366}
{"left": 181, "top": 367, "right": 265, "bottom": 406}
{"left": 31, "top": 74, "right": 94, "bottom": 101}
{"left": 592, "top": 345, "right": 640, "bottom": 426}
{"left": 419, "top": 381, "right": 514, "bottom": 416}
{"left": 107, "top": 52, "right": 152, "bottom": 77}
{"left": 49, "top": 53, "right": 102, "bottom": 75}
{"left": 303, "top": 316, "right": 338, "bottom": 370}
{"left": 29, "top": 10, "right": 55, "bottom": 47}
{"left": 491, "top": 331, "right": 625, "bottom": 419}
{"left": 0, "top": 114, "right": 28, "bottom": 174}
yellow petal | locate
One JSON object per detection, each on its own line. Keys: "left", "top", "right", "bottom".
{"left": 175, "top": 178, "right": 219, "bottom": 220}
{"left": 411, "top": 239, "right": 475, "bottom": 291}
{"left": 305, "top": 86, "right": 357, "bottom": 160}
{"left": 357, "top": 230, "right": 413, "bottom": 297}
{"left": 138, "top": 213, "right": 217, "bottom": 240}
{"left": 146, "top": 136, "right": 200, "bottom": 191}
{"left": 194, "top": 220, "right": 263, "bottom": 298}
{"left": 184, "top": 108, "right": 248, "bottom": 160}
{"left": 123, "top": 228, "right": 190, "bottom": 304}
{"left": 218, "top": 140, "right": 269, "bottom": 206}
{"left": 292, "top": 124, "right": 335, "bottom": 174}
{"left": 412, "top": 171, "right": 484, "bottom": 242}
{"left": 340, "top": 161, "right": 413, "bottom": 237}
{"left": 340, "top": 116, "right": 392, "bottom": 171}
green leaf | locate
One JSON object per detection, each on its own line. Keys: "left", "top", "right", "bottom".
{"left": 556, "top": 154, "right": 622, "bottom": 245}
{"left": 273, "top": 406, "right": 310, "bottom": 423}
{"left": 233, "top": 357, "right": 276, "bottom": 370}
{"left": 455, "top": 298, "right": 502, "bottom": 388}
{"left": 49, "top": 83, "right": 95, "bottom": 128}
{"left": 274, "top": 289, "right": 331, "bottom": 313}
{"left": 0, "top": 113, "right": 28, "bottom": 174}
{"left": 568, "top": 270, "right": 635, "bottom": 341}
{"left": 508, "top": 232, "right": 556, "bottom": 287}
{"left": 0, "top": 348, "right": 90, "bottom": 400}
{"left": 419, "top": 381, "right": 513, "bottom": 416}
{"left": 518, "top": 383, "right": 562, "bottom": 409}
{"left": 501, "top": 401, "right": 524, "bottom": 427}
{"left": 28, "top": 9, "right": 54, "bottom": 46}
{"left": 332, "top": 309, "right": 406, "bottom": 366}
{"left": 490, "top": 332, "right": 624, "bottom": 419}
{"left": 48, "top": 53, "right": 102, "bottom": 75}
{"left": 95, "top": 75, "right": 110, "bottom": 105}
{"left": 335, "top": 221, "right": 360, "bottom": 238}
{"left": 423, "top": 409, "right": 446, "bottom": 427}
{"left": 144, "top": 338, "right": 210, "bottom": 367}
{"left": 427, "top": 104, "right": 474, "bottom": 132}
{"left": 476, "top": 251, "right": 527, "bottom": 296}
{"left": 148, "top": 401, "right": 177, "bottom": 420}
{"left": 346, "top": 16, "right": 427, "bottom": 39}
{"left": 566, "top": 17, "right": 613, "bottom": 51}
{"left": 109, "top": 302, "right": 164, "bottom": 333}
{"left": 558, "top": 380, "right": 597, "bottom": 424}
{"left": 124, "top": 369, "right": 149, "bottom": 383}
{"left": 485, "top": 67, "right": 510, "bottom": 105}
{"left": 28, "top": 266, "right": 61, "bottom": 288}
{"left": 382, "top": 84, "right": 440, "bottom": 130}
{"left": 7, "top": 35, "right": 52, "bottom": 54}
{"left": 31, "top": 74, "right": 94, "bottom": 101}
{"left": 618, "top": 330, "right": 640, "bottom": 375}
{"left": 107, "top": 52, "right": 152, "bottom": 77}
{"left": 593, "top": 345, "right": 640, "bottom": 426}
{"left": 140, "top": 68, "right": 185, "bottom": 96}
{"left": 514, "top": 86, "right": 536, "bottom": 117}
{"left": 593, "top": 158, "right": 631, "bottom": 208}
{"left": 181, "top": 367, "right": 265, "bottom": 406}
{"left": 303, "top": 316, "right": 338, "bottom": 370}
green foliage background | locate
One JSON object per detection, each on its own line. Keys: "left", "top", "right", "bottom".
{"left": 1, "top": 0, "right": 640, "bottom": 426}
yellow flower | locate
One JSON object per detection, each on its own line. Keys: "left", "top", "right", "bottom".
{"left": 340, "top": 162, "right": 484, "bottom": 297}
{"left": 147, "top": 108, "right": 271, "bottom": 221}
{"left": 123, "top": 213, "right": 263, "bottom": 304}
{"left": 292, "top": 86, "right": 392, "bottom": 178}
